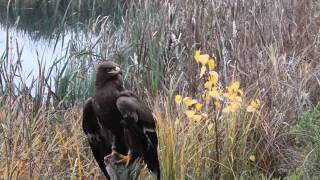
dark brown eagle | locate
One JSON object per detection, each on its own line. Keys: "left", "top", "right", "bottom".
{"left": 82, "top": 61, "right": 160, "bottom": 179}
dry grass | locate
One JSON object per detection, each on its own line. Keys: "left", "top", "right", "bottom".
{"left": 0, "top": 93, "right": 263, "bottom": 179}
{"left": 0, "top": 97, "right": 96, "bottom": 179}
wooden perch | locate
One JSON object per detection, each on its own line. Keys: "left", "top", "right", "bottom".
{"left": 104, "top": 155, "right": 144, "bottom": 180}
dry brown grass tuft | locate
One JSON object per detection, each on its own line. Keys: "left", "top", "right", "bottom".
{"left": 0, "top": 96, "right": 103, "bottom": 179}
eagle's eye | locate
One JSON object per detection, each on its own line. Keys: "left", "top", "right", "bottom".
{"left": 104, "top": 67, "right": 113, "bottom": 72}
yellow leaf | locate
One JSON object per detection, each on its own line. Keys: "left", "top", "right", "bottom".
{"left": 251, "top": 99, "right": 261, "bottom": 108}
{"left": 194, "top": 50, "right": 201, "bottom": 62}
{"left": 246, "top": 99, "right": 260, "bottom": 112}
{"left": 223, "top": 102, "right": 241, "bottom": 113}
{"left": 204, "top": 80, "right": 213, "bottom": 90}
{"left": 235, "top": 96, "right": 242, "bottom": 103}
{"left": 175, "top": 95, "right": 182, "bottom": 105}
{"left": 207, "top": 123, "right": 214, "bottom": 131}
{"left": 227, "top": 81, "right": 240, "bottom": 93}
{"left": 238, "top": 89, "right": 244, "bottom": 97}
{"left": 214, "top": 100, "right": 221, "bottom": 110}
{"left": 208, "top": 88, "right": 221, "bottom": 99}
{"left": 208, "top": 71, "right": 219, "bottom": 86}
{"left": 223, "top": 106, "right": 232, "bottom": 114}
{"left": 190, "top": 114, "right": 202, "bottom": 122}
{"left": 185, "top": 110, "right": 195, "bottom": 118}
{"left": 195, "top": 103, "right": 203, "bottom": 111}
{"left": 201, "top": 113, "right": 208, "bottom": 119}
{"left": 224, "top": 93, "right": 236, "bottom": 101}
{"left": 205, "top": 92, "right": 211, "bottom": 104}
{"left": 246, "top": 106, "right": 256, "bottom": 112}
{"left": 232, "top": 81, "right": 240, "bottom": 89}
{"left": 249, "top": 155, "right": 256, "bottom": 162}
{"left": 231, "top": 102, "right": 241, "bottom": 112}
{"left": 183, "top": 97, "right": 197, "bottom": 107}
{"left": 200, "top": 66, "right": 206, "bottom": 78}
{"left": 208, "top": 58, "right": 215, "bottom": 70}
{"left": 198, "top": 54, "right": 209, "bottom": 65}
{"left": 185, "top": 110, "right": 202, "bottom": 122}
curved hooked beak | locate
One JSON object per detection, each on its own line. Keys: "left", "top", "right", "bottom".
{"left": 108, "top": 66, "right": 121, "bottom": 75}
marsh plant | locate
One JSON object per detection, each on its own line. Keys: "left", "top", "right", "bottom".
{"left": 168, "top": 51, "right": 265, "bottom": 179}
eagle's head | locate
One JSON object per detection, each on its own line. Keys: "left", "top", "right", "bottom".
{"left": 96, "top": 61, "right": 122, "bottom": 87}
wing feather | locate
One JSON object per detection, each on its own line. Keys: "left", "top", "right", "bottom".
{"left": 116, "top": 94, "right": 160, "bottom": 179}
{"left": 83, "top": 98, "right": 111, "bottom": 179}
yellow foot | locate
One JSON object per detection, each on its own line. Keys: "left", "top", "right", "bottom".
{"left": 116, "top": 154, "right": 132, "bottom": 167}
{"left": 104, "top": 149, "right": 120, "bottom": 161}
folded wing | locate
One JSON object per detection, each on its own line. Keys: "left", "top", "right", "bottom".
{"left": 116, "top": 93, "right": 160, "bottom": 180}
{"left": 83, "top": 98, "right": 112, "bottom": 179}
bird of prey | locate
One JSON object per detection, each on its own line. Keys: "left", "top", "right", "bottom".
{"left": 82, "top": 61, "right": 160, "bottom": 179}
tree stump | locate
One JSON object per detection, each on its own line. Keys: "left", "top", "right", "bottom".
{"left": 104, "top": 155, "right": 144, "bottom": 180}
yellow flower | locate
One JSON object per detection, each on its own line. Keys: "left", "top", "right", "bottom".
{"left": 183, "top": 97, "right": 197, "bottom": 107}
{"left": 249, "top": 155, "right": 256, "bottom": 162}
{"left": 208, "top": 58, "right": 215, "bottom": 70}
{"left": 195, "top": 103, "right": 203, "bottom": 111}
{"left": 200, "top": 65, "right": 206, "bottom": 78}
{"left": 194, "top": 50, "right": 201, "bottom": 62}
{"left": 175, "top": 95, "right": 182, "bottom": 105}
{"left": 246, "top": 99, "right": 261, "bottom": 112}
{"left": 207, "top": 123, "right": 214, "bottom": 131}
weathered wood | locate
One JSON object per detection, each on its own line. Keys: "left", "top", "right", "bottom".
{"left": 104, "top": 155, "right": 144, "bottom": 180}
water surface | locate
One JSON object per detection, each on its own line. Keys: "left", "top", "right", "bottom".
{"left": 0, "top": 0, "right": 125, "bottom": 85}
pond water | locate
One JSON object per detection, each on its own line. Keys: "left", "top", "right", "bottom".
{"left": 0, "top": 0, "right": 125, "bottom": 86}
{"left": 0, "top": 26, "right": 70, "bottom": 81}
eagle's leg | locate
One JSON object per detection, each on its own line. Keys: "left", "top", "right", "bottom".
{"left": 104, "top": 136, "right": 126, "bottom": 160}
{"left": 104, "top": 149, "right": 119, "bottom": 160}
{"left": 116, "top": 149, "right": 133, "bottom": 167}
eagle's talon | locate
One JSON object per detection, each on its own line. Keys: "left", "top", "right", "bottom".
{"left": 116, "top": 154, "right": 132, "bottom": 167}
{"left": 104, "top": 149, "right": 119, "bottom": 160}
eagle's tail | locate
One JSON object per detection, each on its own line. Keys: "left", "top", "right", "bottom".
{"left": 144, "top": 147, "right": 161, "bottom": 180}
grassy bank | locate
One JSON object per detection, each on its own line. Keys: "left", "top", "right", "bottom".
{"left": 1, "top": 0, "right": 320, "bottom": 179}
